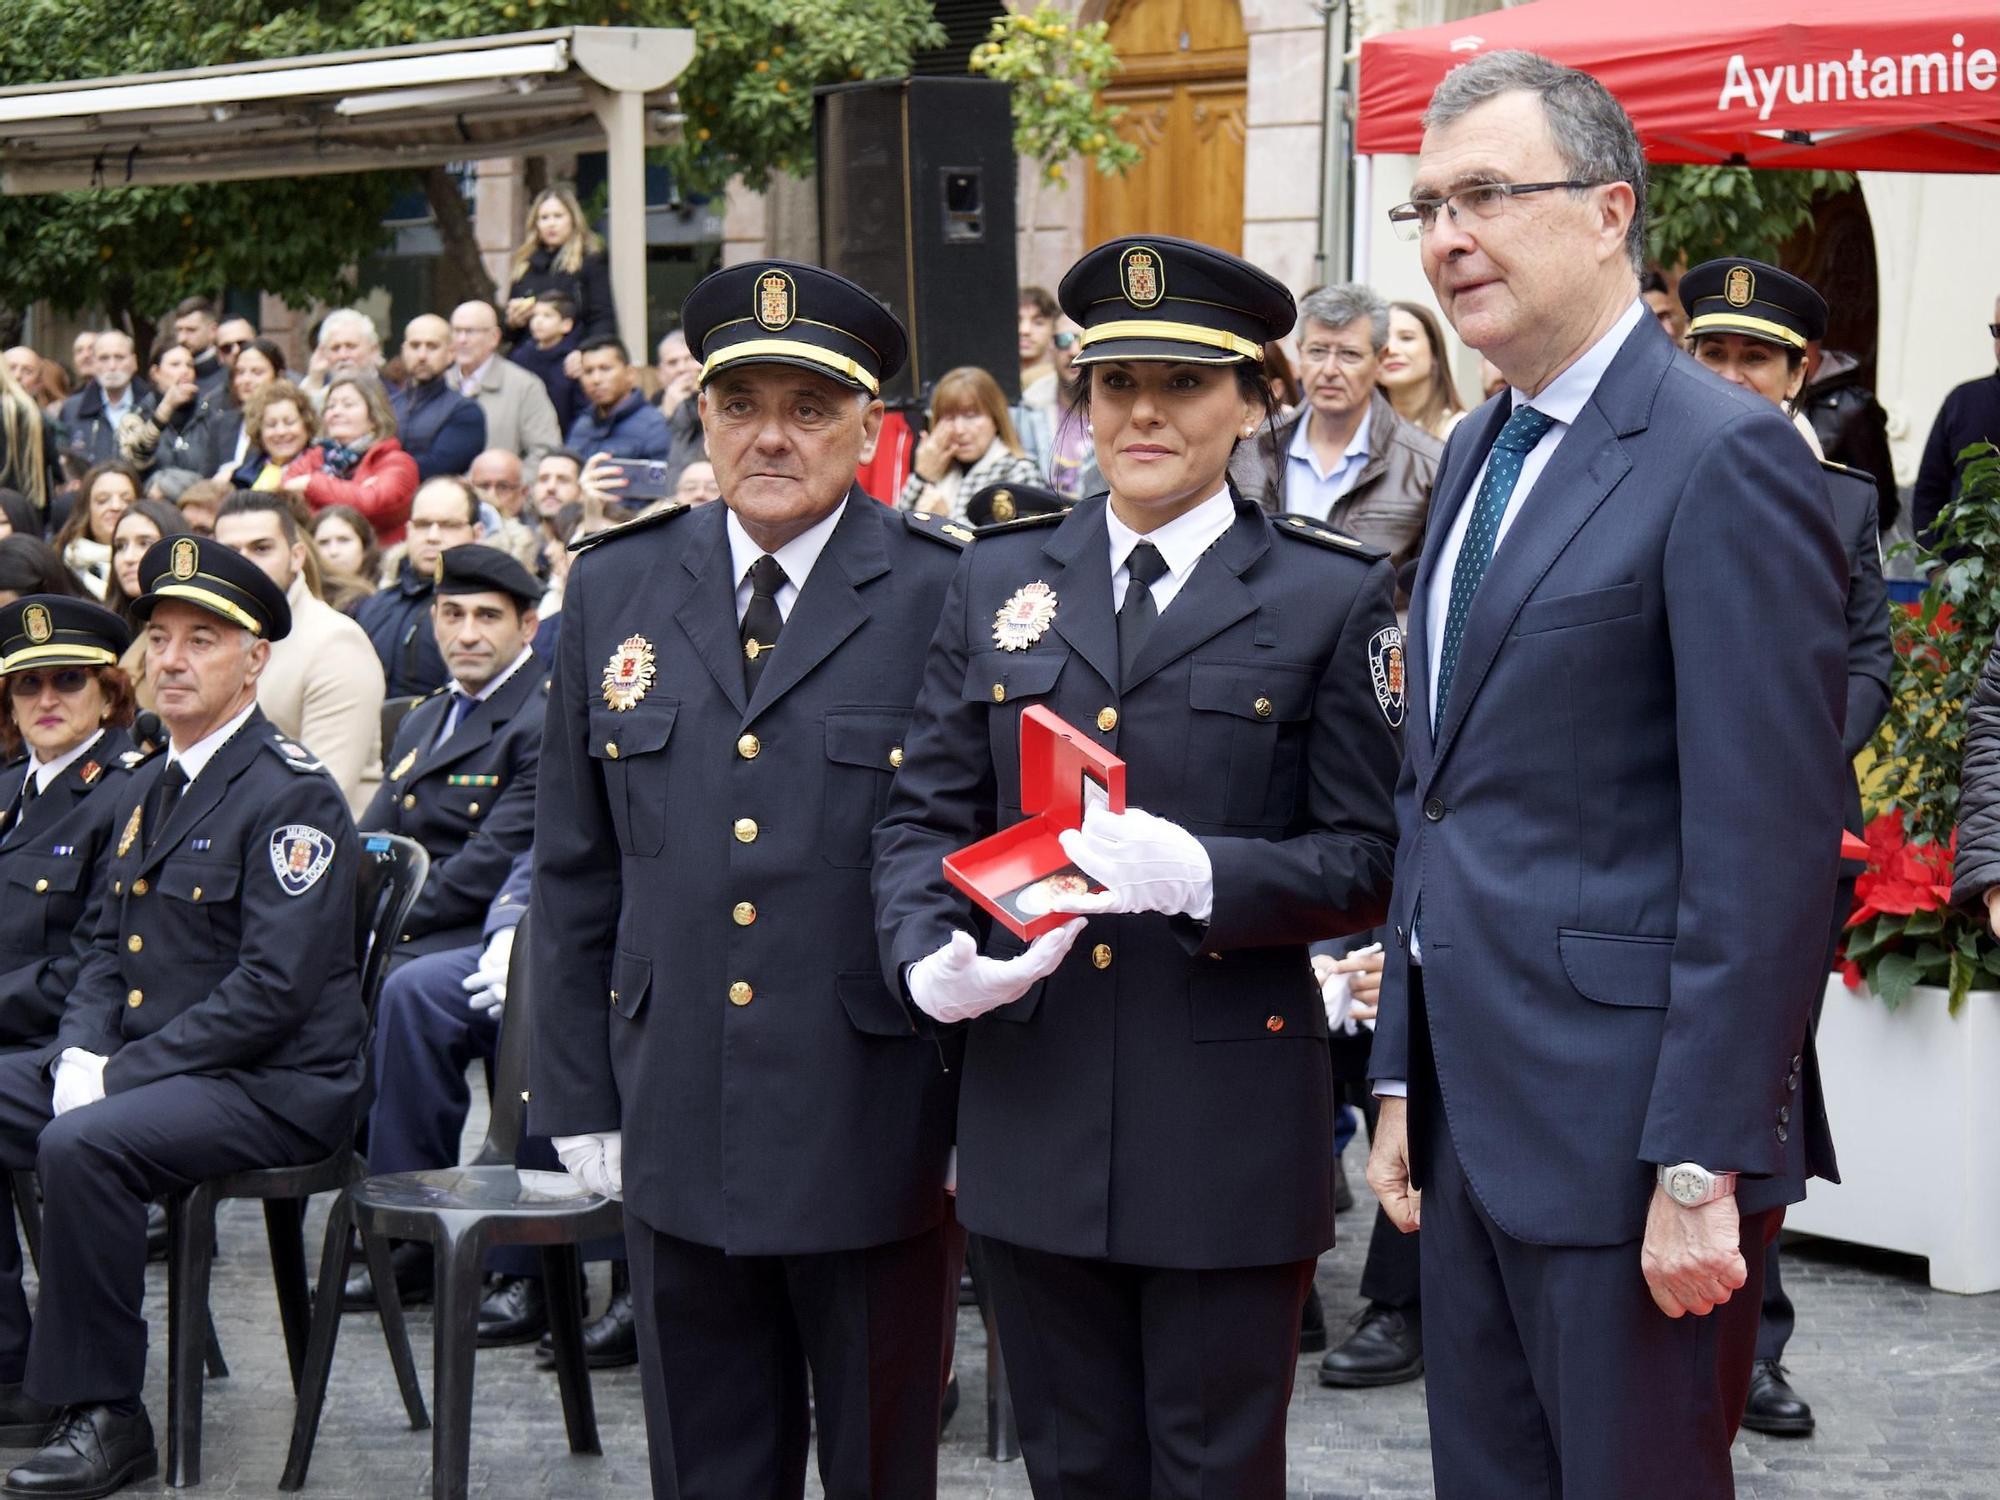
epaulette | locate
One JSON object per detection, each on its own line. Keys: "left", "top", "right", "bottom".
{"left": 1819, "top": 457, "right": 1876, "bottom": 485}
{"left": 568, "top": 502, "right": 691, "bottom": 554}
{"left": 1273, "top": 513, "right": 1384, "bottom": 560}
{"left": 904, "top": 510, "right": 977, "bottom": 548}
{"left": 972, "top": 510, "right": 1066, "bottom": 537}
{"left": 116, "top": 745, "right": 163, "bottom": 772}
{"left": 267, "top": 732, "right": 328, "bottom": 775}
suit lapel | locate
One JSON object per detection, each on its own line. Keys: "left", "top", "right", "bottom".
{"left": 414, "top": 661, "right": 537, "bottom": 777}
{"left": 673, "top": 503, "right": 749, "bottom": 715}
{"left": 744, "top": 493, "right": 887, "bottom": 723}
{"left": 1043, "top": 502, "right": 1120, "bottom": 691}
{"left": 1124, "top": 499, "right": 1268, "bottom": 691}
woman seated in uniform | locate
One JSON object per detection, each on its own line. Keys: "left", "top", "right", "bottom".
{"left": 0, "top": 597, "right": 145, "bottom": 1048}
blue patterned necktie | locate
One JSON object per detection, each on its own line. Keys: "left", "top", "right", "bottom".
{"left": 1433, "top": 404, "right": 1557, "bottom": 721}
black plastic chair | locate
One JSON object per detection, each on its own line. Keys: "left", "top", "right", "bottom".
{"left": 379, "top": 695, "right": 424, "bottom": 764}
{"left": 281, "top": 909, "right": 622, "bottom": 1500}
{"left": 161, "top": 832, "right": 431, "bottom": 1487}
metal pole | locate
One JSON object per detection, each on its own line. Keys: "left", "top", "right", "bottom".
{"left": 587, "top": 82, "right": 650, "bottom": 359}
{"left": 1312, "top": 0, "right": 1353, "bottom": 288}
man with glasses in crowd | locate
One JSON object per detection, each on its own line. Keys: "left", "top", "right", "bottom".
{"left": 449, "top": 301, "right": 563, "bottom": 469}
{"left": 354, "top": 477, "right": 482, "bottom": 698}
{"left": 1231, "top": 284, "right": 1443, "bottom": 585}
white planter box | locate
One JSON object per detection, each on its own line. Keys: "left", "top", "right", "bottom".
{"left": 1784, "top": 977, "right": 2000, "bottom": 1293}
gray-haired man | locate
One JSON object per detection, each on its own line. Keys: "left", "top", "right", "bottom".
{"left": 1230, "top": 283, "right": 1441, "bottom": 579}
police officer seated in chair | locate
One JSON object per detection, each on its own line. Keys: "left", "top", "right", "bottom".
{"left": 0, "top": 537, "right": 363, "bottom": 1500}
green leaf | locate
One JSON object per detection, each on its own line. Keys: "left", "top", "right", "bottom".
{"left": 1872, "top": 951, "right": 1921, "bottom": 1010}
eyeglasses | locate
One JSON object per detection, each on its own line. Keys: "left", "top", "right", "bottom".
{"left": 1052, "top": 332, "right": 1080, "bottom": 351}
{"left": 8, "top": 668, "right": 91, "bottom": 699}
{"left": 1388, "top": 180, "right": 1604, "bottom": 241}
{"left": 217, "top": 341, "right": 244, "bottom": 355}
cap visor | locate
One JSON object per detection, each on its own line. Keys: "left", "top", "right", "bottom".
{"left": 1, "top": 645, "right": 119, "bottom": 673}
{"left": 1070, "top": 337, "right": 1250, "bottom": 367}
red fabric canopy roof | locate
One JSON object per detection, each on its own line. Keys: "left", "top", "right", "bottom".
{"left": 1357, "top": 0, "right": 2000, "bottom": 171}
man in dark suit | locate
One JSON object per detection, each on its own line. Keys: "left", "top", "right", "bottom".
{"left": 530, "top": 262, "right": 969, "bottom": 1499}
{"left": 0, "top": 538, "right": 363, "bottom": 1500}
{"left": 1364, "top": 52, "right": 1848, "bottom": 1500}
{"left": 361, "top": 544, "right": 544, "bottom": 962}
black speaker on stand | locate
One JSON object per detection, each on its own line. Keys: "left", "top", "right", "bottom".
{"left": 815, "top": 77, "right": 1021, "bottom": 410}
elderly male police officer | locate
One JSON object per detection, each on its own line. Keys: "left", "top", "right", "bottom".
{"left": 0, "top": 537, "right": 362, "bottom": 1500}
{"left": 1365, "top": 52, "right": 1847, "bottom": 1500}
{"left": 530, "top": 261, "right": 969, "bottom": 1499}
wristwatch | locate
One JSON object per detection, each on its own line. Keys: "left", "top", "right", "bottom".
{"left": 1658, "top": 1162, "right": 1738, "bottom": 1207}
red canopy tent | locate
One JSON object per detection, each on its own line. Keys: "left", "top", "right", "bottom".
{"left": 1357, "top": 1, "right": 2000, "bottom": 171}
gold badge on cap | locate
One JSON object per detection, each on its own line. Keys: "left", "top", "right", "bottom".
{"left": 756, "top": 269, "right": 797, "bottom": 331}
{"left": 1120, "top": 246, "right": 1164, "bottom": 309}
{"left": 991, "top": 490, "right": 1016, "bottom": 523}
{"left": 602, "top": 633, "right": 657, "bottom": 712}
{"left": 23, "top": 604, "right": 51, "bottom": 645}
{"left": 993, "top": 581, "right": 1058, "bottom": 652}
{"left": 1724, "top": 266, "right": 1755, "bottom": 308}
{"left": 117, "top": 803, "right": 143, "bottom": 858}
{"left": 170, "top": 537, "right": 199, "bottom": 581}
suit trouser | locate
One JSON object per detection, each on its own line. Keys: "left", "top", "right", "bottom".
{"left": 0, "top": 1049, "right": 326, "bottom": 1405}
{"left": 624, "top": 1207, "right": 953, "bottom": 1500}
{"left": 1757, "top": 875, "right": 1849, "bottom": 1365}
{"left": 979, "top": 1236, "right": 1313, "bottom": 1500}
{"left": 1418, "top": 1095, "right": 1779, "bottom": 1500}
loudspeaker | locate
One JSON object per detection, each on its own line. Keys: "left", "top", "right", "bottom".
{"left": 815, "top": 77, "right": 1020, "bottom": 406}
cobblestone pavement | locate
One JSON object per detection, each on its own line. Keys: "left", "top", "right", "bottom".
{"left": 37, "top": 1141, "right": 2000, "bottom": 1499}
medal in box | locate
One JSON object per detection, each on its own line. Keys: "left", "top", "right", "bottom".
{"left": 943, "top": 705, "right": 1126, "bottom": 941}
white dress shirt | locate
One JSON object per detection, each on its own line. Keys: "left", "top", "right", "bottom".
{"left": 1104, "top": 485, "right": 1235, "bottom": 615}
{"left": 28, "top": 728, "right": 106, "bottom": 795}
{"left": 1423, "top": 298, "right": 1646, "bottom": 723}
{"left": 726, "top": 499, "right": 847, "bottom": 625}
{"left": 167, "top": 699, "right": 261, "bottom": 784}
{"left": 438, "top": 644, "right": 537, "bottom": 746}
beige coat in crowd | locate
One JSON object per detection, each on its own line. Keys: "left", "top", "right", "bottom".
{"left": 258, "top": 573, "right": 386, "bottom": 817}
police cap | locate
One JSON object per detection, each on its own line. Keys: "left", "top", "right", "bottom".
{"left": 1679, "top": 258, "right": 1827, "bottom": 352}
{"left": 967, "top": 482, "right": 1068, "bottom": 528}
{"left": 682, "top": 260, "right": 908, "bottom": 396}
{"left": 1060, "top": 235, "right": 1295, "bottom": 368}
{"left": 433, "top": 543, "right": 541, "bottom": 610}
{"left": 132, "top": 535, "right": 291, "bottom": 642}
{"left": 0, "top": 595, "right": 130, "bottom": 675}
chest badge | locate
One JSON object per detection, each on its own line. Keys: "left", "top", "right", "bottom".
{"left": 1368, "top": 625, "right": 1406, "bottom": 729}
{"left": 602, "top": 634, "right": 657, "bottom": 712}
{"left": 390, "top": 748, "right": 419, "bottom": 781}
{"left": 117, "top": 804, "right": 143, "bottom": 858}
{"left": 271, "top": 824, "right": 336, "bottom": 896}
{"left": 993, "top": 582, "right": 1059, "bottom": 652}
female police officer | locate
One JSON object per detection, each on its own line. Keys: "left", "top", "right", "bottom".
{"left": 0, "top": 597, "right": 145, "bottom": 1050}
{"left": 1679, "top": 258, "right": 1892, "bottom": 1442}
{"left": 873, "top": 236, "right": 1402, "bottom": 1494}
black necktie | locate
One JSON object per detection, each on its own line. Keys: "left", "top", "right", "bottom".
{"left": 741, "top": 554, "right": 787, "bottom": 694}
{"left": 1117, "top": 542, "right": 1169, "bottom": 685}
{"left": 4, "top": 774, "right": 35, "bottom": 846}
{"left": 144, "top": 761, "right": 188, "bottom": 853}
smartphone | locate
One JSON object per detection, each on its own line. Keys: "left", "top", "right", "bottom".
{"left": 600, "top": 458, "right": 671, "bottom": 503}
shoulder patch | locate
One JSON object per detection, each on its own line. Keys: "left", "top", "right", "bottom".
{"left": 1273, "top": 513, "right": 1385, "bottom": 560}
{"left": 568, "top": 502, "right": 691, "bottom": 554}
{"left": 973, "top": 510, "right": 1066, "bottom": 537}
{"left": 903, "top": 509, "right": 975, "bottom": 549}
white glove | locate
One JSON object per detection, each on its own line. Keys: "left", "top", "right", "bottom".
{"left": 1314, "top": 942, "right": 1384, "bottom": 1035}
{"left": 461, "top": 926, "right": 517, "bottom": 1020}
{"left": 51, "top": 1048, "right": 108, "bottom": 1115}
{"left": 906, "top": 920, "right": 1086, "bottom": 1024}
{"left": 1052, "top": 806, "right": 1214, "bottom": 922}
{"left": 553, "top": 1131, "right": 623, "bottom": 1200}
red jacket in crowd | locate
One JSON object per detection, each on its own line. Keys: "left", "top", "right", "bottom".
{"left": 284, "top": 439, "right": 419, "bottom": 545}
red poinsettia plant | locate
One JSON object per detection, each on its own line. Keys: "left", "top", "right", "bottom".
{"left": 1840, "top": 443, "right": 2000, "bottom": 1013}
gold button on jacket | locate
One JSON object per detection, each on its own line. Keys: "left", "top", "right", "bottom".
{"left": 732, "top": 902, "right": 757, "bottom": 926}
{"left": 737, "top": 734, "right": 761, "bottom": 760}
{"left": 733, "top": 817, "right": 759, "bottom": 843}
{"left": 728, "top": 981, "right": 753, "bottom": 1006}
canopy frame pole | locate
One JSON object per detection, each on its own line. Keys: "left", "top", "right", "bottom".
{"left": 586, "top": 80, "right": 649, "bottom": 359}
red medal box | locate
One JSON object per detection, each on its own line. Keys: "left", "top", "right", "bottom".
{"left": 943, "top": 705, "right": 1127, "bottom": 941}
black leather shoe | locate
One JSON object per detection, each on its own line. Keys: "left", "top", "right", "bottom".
{"left": 339, "top": 1241, "right": 432, "bottom": 1312}
{"left": 477, "top": 1275, "right": 548, "bottom": 1348}
{"left": 536, "top": 1270, "right": 637, "bottom": 1370}
{"left": 938, "top": 1373, "right": 960, "bottom": 1438}
{"left": 1, "top": 1403, "right": 157, "bottom": 1498}
{"left": 1333, "top": 1158, "right": 1355, "bottom": 1214}
{"left": 1742, "top": 1359, "right": 1815, "bottom": 1436}
{"left": 0, "top": 1386, "right": 55, "bottom": 1447}
{"left": 1299, "top": 1285, "right": 1328, "bottom": 1354}
{"left": 1318, "top": 1303, "right": 1423, "bottom": 1388}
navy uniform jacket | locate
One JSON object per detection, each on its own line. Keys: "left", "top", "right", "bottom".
{"left": 54, "top": 710, "right": 365, "bottom": 1148}
{"left": 0, "top": 728, "right": 144, "bottom": 1045}
{"left": 1824, "top": 460, "right": 1892, "bottom": 849}
{"left": 1369, "top": 317, "right": 1849, "bottom": 1248}
{"left": 529, "top": 491, "right": 969, "bottom": 1255}
{"left": 361, "top": 654, "right": 547, "bottom": 958}
{"left": 872, "top": 493, "right": 1402, "bottom": 1269}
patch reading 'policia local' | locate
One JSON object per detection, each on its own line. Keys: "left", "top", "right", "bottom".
{"left": 756, "top": 269, "right": 797, "bottom": 331}
{"left": 270, "top": 824, "right": 335, "bottom": 896}
{"left": 1119, "top": 246, "right": 1165, "bottom": 308}
{"left": 1369, "top": 625, "right": 1406, "bottom": 728}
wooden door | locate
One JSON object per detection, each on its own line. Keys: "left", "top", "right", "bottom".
{"left": 1086, "top": 0, "right": 1249, "bottom": 253}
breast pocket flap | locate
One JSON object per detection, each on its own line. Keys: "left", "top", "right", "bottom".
{"left": 824, "top": 710, "right": 912, "bottom": 770}
{"left": 1514, "top": 582, "right": 1642, "bottom": 637}
{"left": 1188, "top": 659, "right": 1316, "bottom": 722}
{"left": 158, "top": 860, "right": 240, "bottom": 904}
{"left": 7, "top": 859, "right": 83, "bottom": 895}
{"left": 962, "top": 650, "right": 1065, "bottom": 704}
{"left": 589, "top": 700, "right": 678, "bottom": 760}
{"left": 611, "top": 948, "right": 651, "bottom": 1020}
